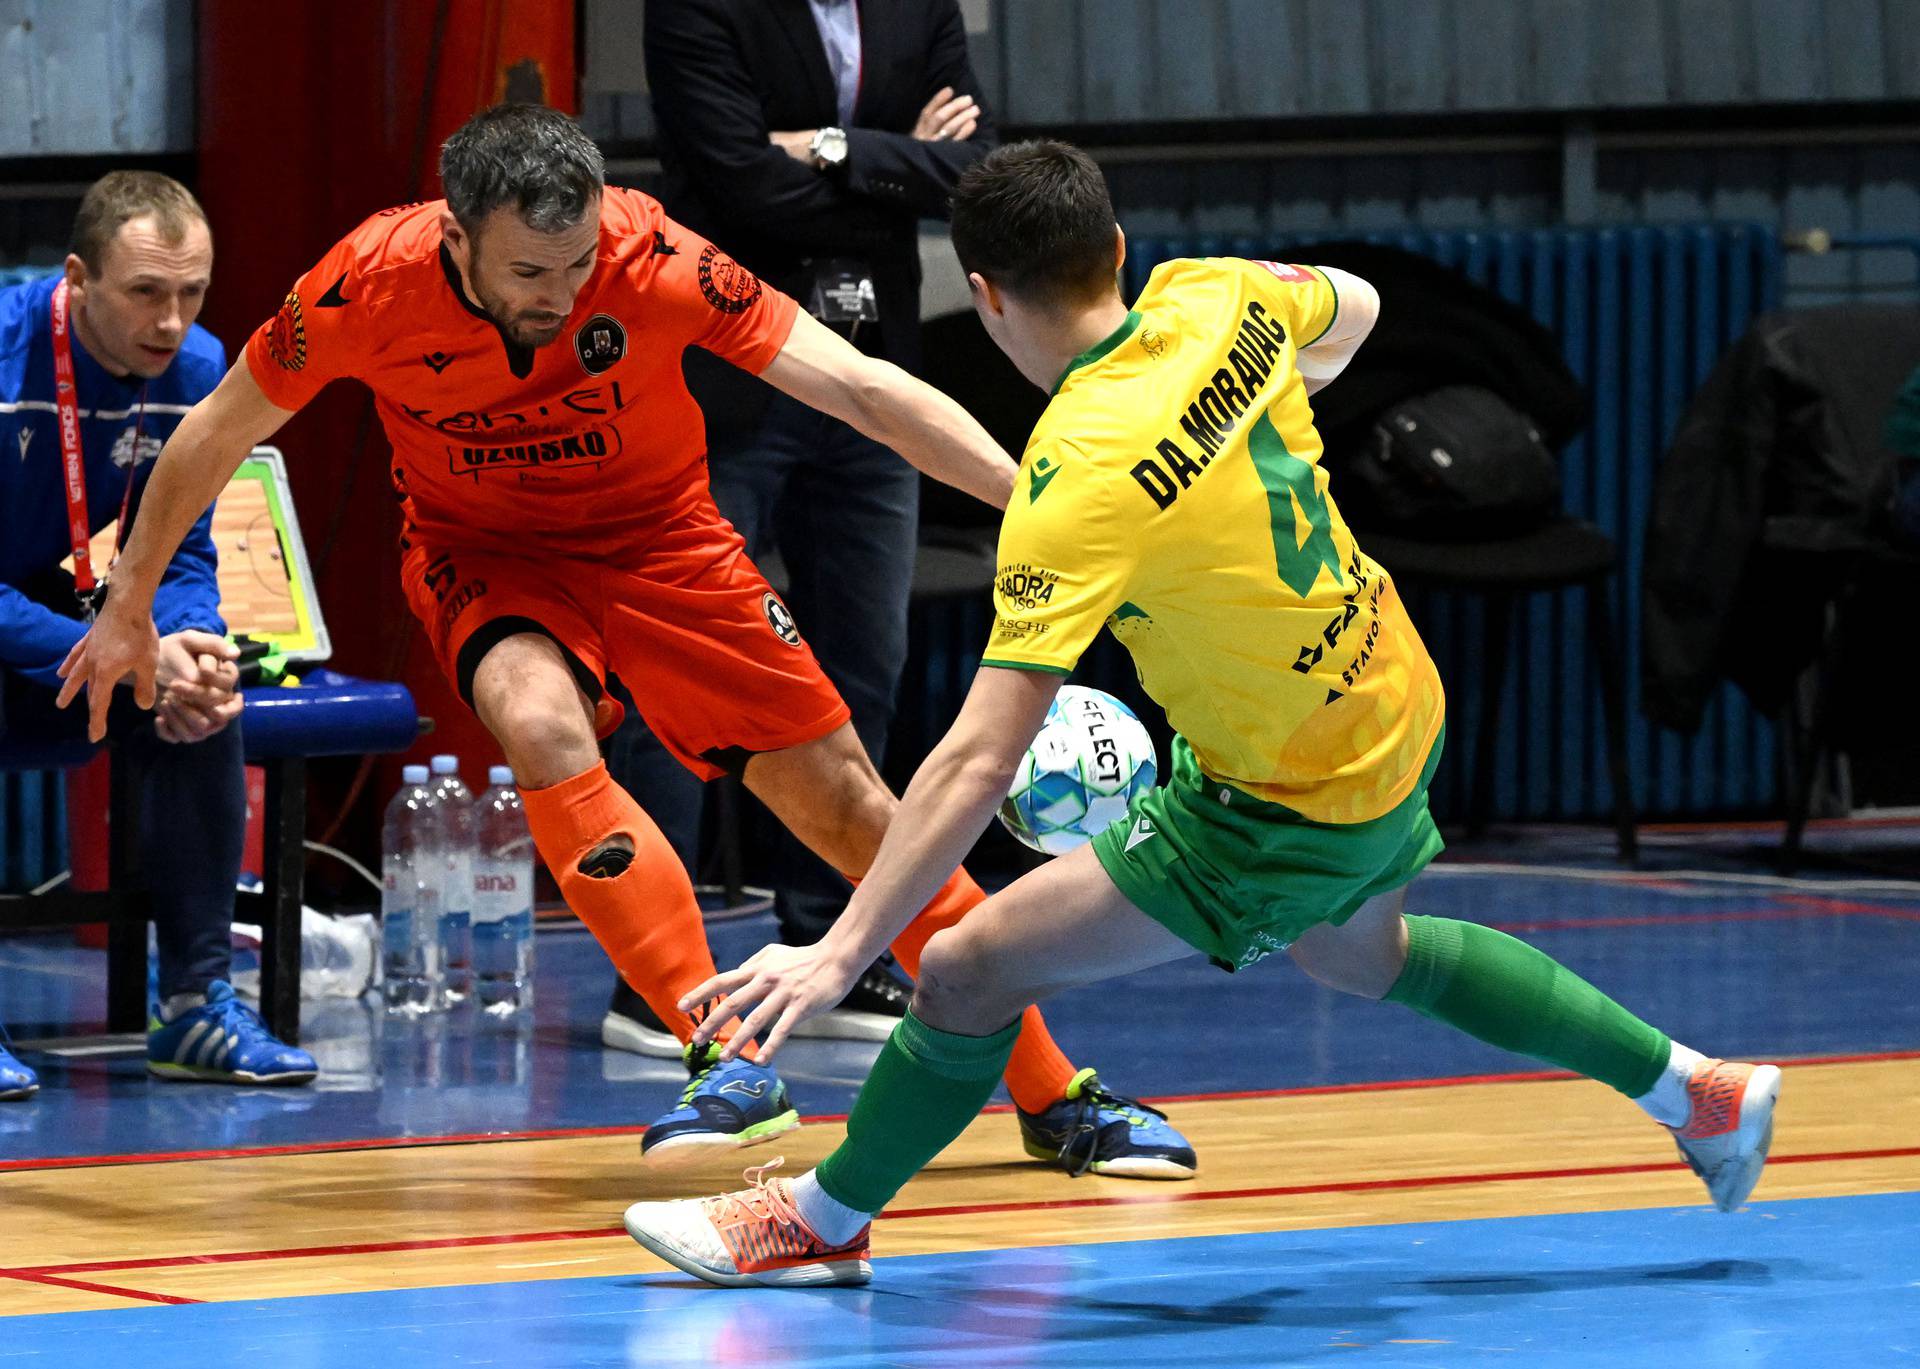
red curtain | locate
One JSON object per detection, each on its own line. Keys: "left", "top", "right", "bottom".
{"left": 197, "top": 2, "right": 576, "bottom": 843}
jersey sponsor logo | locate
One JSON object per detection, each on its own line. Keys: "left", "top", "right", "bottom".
{"left": 1028, "top": 451, "right": 1062, "bottom": 502}
{"left": 422, "top": 350, "right": 454, "bottom": 374}
{"left": 1130, "top": 299, "right": 1289, "bottom": 511}
{"left": 697, "top": 243, "right": 763, "bottom": 315}
{"left": 111, "top": 428, "right": 163, "bottom": 468}
{"left": 315, "top": 272, "right": 352, "bottom": 308}
{"left": 762, "top": 591, "right": 801, "bottom": 647}
{"left": 402, "top": 383, "right": 633, "bottom": 436}
{"left": 265, "top": 291, "right": 307, "bottom": 371}
{"left": 574, "top": 313, "right": 626, "bottom": 376}
{"left": 1124, "top": 816, "right": 1156, "bottom": 852}
{"left": 1139, "top": 325, "right": 1167, "bottom": 358}
{"left": 996, "top": 563, "right": 1058, "bottom": 610}
{"left": 991, "top": 617, "right": 1051, "bottom": 643}
{"left": 446, "top": 424, "right": 622, "bottom": 480}
{"left": 650, "top": 229, "right": 679, "bottom": 257}
{"left": 1259, "top": 261, "right": 1314, "bottom": 284}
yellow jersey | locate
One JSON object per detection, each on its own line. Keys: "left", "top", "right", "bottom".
{"left": 984, "top": 257, "right": 1446, "bottom": 824}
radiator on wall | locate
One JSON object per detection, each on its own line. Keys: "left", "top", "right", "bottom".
{"left": 894, "top": 224, "right": 1786, "bottom": 825}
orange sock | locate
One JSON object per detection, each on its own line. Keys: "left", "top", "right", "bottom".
{"left": 521, "top": 761, "right": 749, "bottom": 1056}
{"left": 886, "top": 867, "right": 1077, "bottom": 1113}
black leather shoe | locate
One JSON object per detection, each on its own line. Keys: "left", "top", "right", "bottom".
{"left": 790, "top": 958, "right": 910, "bottom": 1042}
{"left": 600, "top": 978, "right": 682, "bottom": 1059}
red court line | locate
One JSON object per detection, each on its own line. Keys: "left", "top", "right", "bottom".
{"left": 1775, "top": 894, "right": 1920, "bottom": 921}
{"left": 0, "top": 1269, "right": 201, "bottom": 1306}
{"left": 15, "top": 1142, "right": 1918, "bottom": 1279}
{"left": 13, "top": 1226, "right": 627, "bottom": 1276}
{"left": 885, "top": 1144, "right": 1920, "bottom": 1221}
{"left": 1488, "top": 901, "right": 1920, "bottom": 933}
{"left": 0, "top": 1124, "right": 654, "bottom": 1174}
{"left": 6, "top": 1048, "right": 1917, "bottom": 1176}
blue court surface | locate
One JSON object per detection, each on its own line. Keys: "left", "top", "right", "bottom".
{"left": 7, "top": 1193, "right": 1916, "bottom": 1367}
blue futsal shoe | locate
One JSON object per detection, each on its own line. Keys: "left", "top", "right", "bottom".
{"left": 642, "top": 1042, "right": 801, "bottom": 1164}
{"left": 0, "top": 1025, "right": 39, "bottom": 1100}
{"left": 1018, "top": 1068, "right": 1197, "bottom": 1180}
{"left": 147, "top": 980, "right": 318, "bottom": 1086}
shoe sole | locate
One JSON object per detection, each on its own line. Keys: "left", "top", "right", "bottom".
{"left": 622, "top": 1206, "right": 871, "bottom": 1288}
{"left": 641, "top": 1109, "right": 803, "bottom": 1166}
{"left": 600, "top": 1010, "right": 685, "bottom": 1059}
{"left": 147, "top": 1062, "right": 317, "bottom": 1086}
{"left": 1677, "top": 1063, "right": 1782, "bottom": 1212}
{"left": 1020, "top": 1136, "right": 1197, "bottom": 1181}
{"left": 789, "top": 1008, "right": 902, "bottom": 1043}
{"left": 0, "top": 1085, "right": 37, "bottom": 1101}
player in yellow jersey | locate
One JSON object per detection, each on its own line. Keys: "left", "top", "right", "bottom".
{"left": 623, "top": 141, "right": 1782, "bottom": 1288}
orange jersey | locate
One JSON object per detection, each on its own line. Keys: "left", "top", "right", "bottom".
{"left": 244, "top": 188, "right": 799, "bottom": 556}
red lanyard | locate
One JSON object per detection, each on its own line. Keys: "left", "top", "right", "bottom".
{"left": 51, "top": 279, "right": 144, "bottom": 616}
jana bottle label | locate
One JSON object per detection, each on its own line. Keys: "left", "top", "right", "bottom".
{"left": 473, "top": 861, "right": 530, "bottom": 926}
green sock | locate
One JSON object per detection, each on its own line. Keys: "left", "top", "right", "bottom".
{"left": 814, "top": 1008, "right": 1021, "bottom": 1216}
{"left": 1385, "top": 915, "right": 1669, "bottom": 1098}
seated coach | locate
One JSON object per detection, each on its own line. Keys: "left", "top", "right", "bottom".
{"left": 0, "top": 172, "right": 313, "bottom": 1099}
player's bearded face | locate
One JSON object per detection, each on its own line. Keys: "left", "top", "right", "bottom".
{"left": 463, "top": 206, "right": 602, "bottom": 349}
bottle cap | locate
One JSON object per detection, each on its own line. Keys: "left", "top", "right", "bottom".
{"left": 402, "top": 764, "right": 429, "bottom": 784}
{"left": 431, "top": 754, "right": 459, "bottom": 775}
{"left": 489, "top": 765, "right": 514, "bottom": 786}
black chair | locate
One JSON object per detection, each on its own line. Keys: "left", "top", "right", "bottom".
{"left": 0, "top": 738, "right": 153, "bottom": 1035}
{"left": 1360, "top": 517, "right": 1638, "bottom": 862}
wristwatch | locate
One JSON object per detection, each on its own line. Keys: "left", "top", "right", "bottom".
{"left": 809, "top": 126, "right": 849, "bottom": 170}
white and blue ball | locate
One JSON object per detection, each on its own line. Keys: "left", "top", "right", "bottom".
{"left": 998, "top": 685, "right": 1158, "bottom": 855}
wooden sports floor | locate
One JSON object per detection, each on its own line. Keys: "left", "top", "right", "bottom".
{"left": 3, "top": 827, "right": 1917, "bottom": 1365}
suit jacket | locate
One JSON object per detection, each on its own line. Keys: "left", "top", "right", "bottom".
{"left": 645, "top": 0, "right": 996, "bottom": 421}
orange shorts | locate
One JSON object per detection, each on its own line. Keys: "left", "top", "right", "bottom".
{"left": 400, "top": 498, "right": 851, "bottom": 779}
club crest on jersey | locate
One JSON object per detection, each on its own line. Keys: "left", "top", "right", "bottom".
{"left": 574, "top": 314, "right": 626, "bottom": 376}
{"left": 762, "top": 592, "right": 801, "bottom": 647}
{"left": 266, "top": 291, "right": 306, "bottom": 371}
{"left": 698, "top": 244, "right": 762, "bottom": 315}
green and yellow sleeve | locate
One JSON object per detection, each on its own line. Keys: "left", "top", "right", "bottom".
{"left": 982, "top": 445, "right": 1138, "bottom": 677}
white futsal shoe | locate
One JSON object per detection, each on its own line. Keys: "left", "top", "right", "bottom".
{"left": 624, "top": 1161, "right": 872, "bottom": 1288}
{"left": 1668, "top": 1059, "right": 1782, "bottom": 1212}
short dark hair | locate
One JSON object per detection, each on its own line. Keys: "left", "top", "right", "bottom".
{"left": 440, "top": 104, "right": 604, "bottom": 233}
{"left": 950, "top": 140, "right": 1117, "bottom": 305}
{"left": 69, "top": 171, "right": 208, "bottom": 274}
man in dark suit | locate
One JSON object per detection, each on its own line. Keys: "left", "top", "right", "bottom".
{"left": 601, "top": 0, "right": 997, "bottom": 1052}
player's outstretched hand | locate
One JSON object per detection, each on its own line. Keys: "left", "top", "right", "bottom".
{"left": 682, "top": 941, "right": 863, "bottom": 1064}
{"left": 54, "top": 597, "right": 162, "bottom": 743}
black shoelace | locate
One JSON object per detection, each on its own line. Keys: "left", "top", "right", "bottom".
{"left": 1053, "top": 1081, "right": 1171, "bottom": 1178}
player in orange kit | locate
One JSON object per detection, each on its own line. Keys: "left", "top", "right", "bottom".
{"left": 59, "top": 105, "right": 1195, "bottom": 1177}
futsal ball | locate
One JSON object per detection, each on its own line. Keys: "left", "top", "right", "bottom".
{"left": 998, "top": 686, "right": 1157, "bottom": 855}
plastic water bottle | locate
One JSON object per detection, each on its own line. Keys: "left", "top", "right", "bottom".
{"left": 429, "top": 754, "right": 476, "bottom": 1006}
{"left": 381, "top": 765, "right": 443, "bottom": 1014}
{"left": 472, "top": 765, "right": 536, "bottom": 1015}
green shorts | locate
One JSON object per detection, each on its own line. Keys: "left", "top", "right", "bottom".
{"left": 1091, "top": 728, "right": 1446, "bottom": 971}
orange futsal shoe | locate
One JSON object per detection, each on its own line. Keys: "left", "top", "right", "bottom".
{"left": 623, "top": 1161, "right": 872, "bottom": 1288}
{"left": 1669, "top": 1059, "right": 1782, "bottom": 1212}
